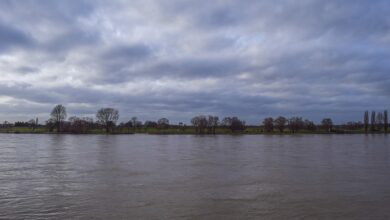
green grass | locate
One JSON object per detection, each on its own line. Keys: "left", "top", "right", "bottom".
{"left": 0, "top": 127, "right": 47, "bottom": 133}
{"left": 0, "top": 126, "right": 381, "bottom": 135}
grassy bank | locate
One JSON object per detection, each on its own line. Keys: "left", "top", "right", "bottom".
{"left": 0, "top": 126, "right": 376, "bottom": 135}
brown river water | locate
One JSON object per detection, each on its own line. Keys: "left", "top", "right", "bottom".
{"left": 0, "top": 134, "right": 389, "bottom": 219}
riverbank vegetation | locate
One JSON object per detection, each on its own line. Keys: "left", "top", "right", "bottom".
{"left": 0, "top": 105, "right": 388, "bottom": 135}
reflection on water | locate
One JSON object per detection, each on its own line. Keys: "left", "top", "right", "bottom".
{"left": 0, "top": 134, "right": 389, "bottom": 219}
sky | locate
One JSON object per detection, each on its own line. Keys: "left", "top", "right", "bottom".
{"left": 0, "top": 0, "right": 389, "bottom": 124}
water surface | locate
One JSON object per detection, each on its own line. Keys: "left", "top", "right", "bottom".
{"left": 0, "top": 134, "right": 389, "bottom": 219}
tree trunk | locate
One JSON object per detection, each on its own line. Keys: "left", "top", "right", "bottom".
{"left": 57, "top": 121, "right": 60, "bottom": 133}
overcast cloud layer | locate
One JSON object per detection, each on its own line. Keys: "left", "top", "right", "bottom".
{"left": 0, "top": 0, "right": 389, "bottom": 124}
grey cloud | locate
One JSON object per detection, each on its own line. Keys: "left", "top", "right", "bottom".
{"left": 44, "top": 28, "right": 101, "bottom": 54}
{"left": 0, "top": 0, "right": 93, "bottom": 24}
{"left": 93, "top": 44, "right": 154, "bottom": 83}
{"left": 0, "top": 0, "right": 389, "bottom": 124}
{"left": 0, "top": 22, "right": 35, "bottom": 51}
{"left": 142, "top": 56, "right": 249, "bottom": 79}
{"left": 15, "top": 66, "right": 39, "bottom": 74}
{"left": 0, "top": 0, "right": 96, "bottom": 56}
{"left": 0, "top": 83, "right": 61, "bottom": 103}
{"left": 102, "top": 45, "right": 153, "bottom": 61}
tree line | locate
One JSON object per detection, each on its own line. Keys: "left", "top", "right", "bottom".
{"left": 43, "top": 104, "right": 173, "bottom": 134}
{"left": 190, "top": 116, "right": 245, "bottom": 134}
{"left": 363, "top": 110, "right": 388, "bottom": 133}
{"left": 1, "top": 104, "right": 389, "bottom": 134}
{"left": 261, "top": 110, "right": 388, "bottom": 134}
{"left": 44, "top": 104, "right": 247, "bottom": 134}
{"left": 261, "top": 116, "right": 333, "bottom": 133}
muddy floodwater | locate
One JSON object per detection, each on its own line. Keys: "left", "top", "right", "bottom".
{"left": 0, "top": 134, "right": 389, "bottom": 219}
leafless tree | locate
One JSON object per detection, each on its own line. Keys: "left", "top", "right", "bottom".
{"left": 68, "top": 116, "right": 86, "bottom": 133}
{"left": 364, "top": 111, "right": 369, "bottom": 133}
{"left": 377, "top": 112, "right": 384, "bottom": 131}
{"left": 262, "top": 117, "right": 274, "bottom": 132}
{"left": 222, "top": 117, "right": 245, "bottom": 132}
{"left": 207, "top": 115, "right": 219, "bottom": 134}
{"left": 384, "top": 110, "right": 388, "bottom": 133}
{"left": 144, "top": 121, "right": 157, "bottom": 128}
{"left": 131, "top": 117, "right": 138, "bottom": 131}
{"left": 50, "top": 104, "right": 67, "bottom": 133}
{"left": 221, "top": 117, "right": 232, "bottom": 127}
{"left": 288, "top": 117, "right": 304, "bottom": 133}
{"left": 157, "top": 118, "right": 169, "bottom": 129}
{"left": 304, "top": 119, "right": 316, "bottom": 132}
{"left": 191, "top": 115, "right": 207, "bottom": 134}
{"left": 96, "top": 108, "right": 119, "bottom": 133}
{"left": 274, "top": 116, "right": 287, "bottom": 133}
{"left": 135, "top": 121, "right": 143, "bottom": 129}
{"left": 343, "top": 121, "right": 363, "bottom": 130}
{"left": 46, "top": 119, "right": 55, "bottom": 132}
{"left": 68, "top": 116, "right": 94, "bottom": 134}
{"left": 321, "top": 118, "right": 333, "bottom": 132}
{"left": 1, "top": 121, "right": 12, "bottom": 130}
{"left": 231, "top": 117, "right": 245, "bottom": 132}
{"left": 371, "top": 111, "right": 376, "bottom": 132}
{"left": 124, "top": 120, "right": 133, "bottom": 133}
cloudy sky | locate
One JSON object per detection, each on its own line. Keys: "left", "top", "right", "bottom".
{"left": 0, "top": 0, "right": 389, "bottom": 124}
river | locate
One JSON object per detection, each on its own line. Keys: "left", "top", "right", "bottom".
{"left": 0, "top": 134, "right": 389, "bottom": 219}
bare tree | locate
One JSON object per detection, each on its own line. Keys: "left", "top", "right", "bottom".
{"left": 191, "top": 117, "right": 199, "bottom": 134}
{"left": 371, "top": 111, "right": 376, "bottom": 132}
{"left": 364, "top": 111, "right": 369, "bottom": 133}
{"left": 304, "top": 119, "right": 316, "bottom": 132}
{"left": 321, "top": 118, "right": 333, "bottom": 132}
{"left": 82, "top": 117, "right": 95, "bottom": 130}
{"left": 384, "top": 110, "right": 388, "bottom": 133}
{"left": 96, "top": 108, "right": 119, "bottom": 133}
{"left": 135, "top": 121, "right": 143, "bottom": 129}
{"left": 231, "top": 117, "right": 245, "bottom": 132}
{"left": 124, "top": 120, "right": 133, "bottom": 133}
{"left": 221, "top": 117, "right": 232, "bottom": 128}
{"left": 288, "top": 117, "right": 304, "bottom": 133}
{"left": 157, "top": 118, "right": 169, "bottom": 129}
{"left": 343, "top": 121, "right": 363, "bottom": 130}
{"left": 274, "top": 116, "right": 287, "bottom": 133}
{"left": 69, "top": 116, "right": 89, "bottom": 134}
{"left": 377, "top": 112, "right": 384, "bottom": 131}
{"left": 262, "top": 117, "right": 274, "bottom": 132}
{"left": 144, "top": 121, "right": 157, "bottom": 128}
{"left": 46, "top": 119, "right": 55, "bottom": 132}
{"left": 50, "top": 104, "right": 67, "bottom": 133}
{"left": 131, "top": 117, "right": 138, "bottom": 131}
{"left": 207, "top": 115, "right": 219, "bottom": 134}
{"left": 222, "top": 117, "right": 245, "bottom": 132}
{"left": 72, "top": 116, "right": 95, "bottom": 134}
{"left": 191, "top": 115, "right": 207, "bottom": 134}
{"left": 1, "top": 121, "right": 12, "bottom": 132}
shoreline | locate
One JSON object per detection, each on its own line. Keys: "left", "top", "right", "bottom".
{"left": 0, "top": 130, "right": 386, "bottom": 135}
